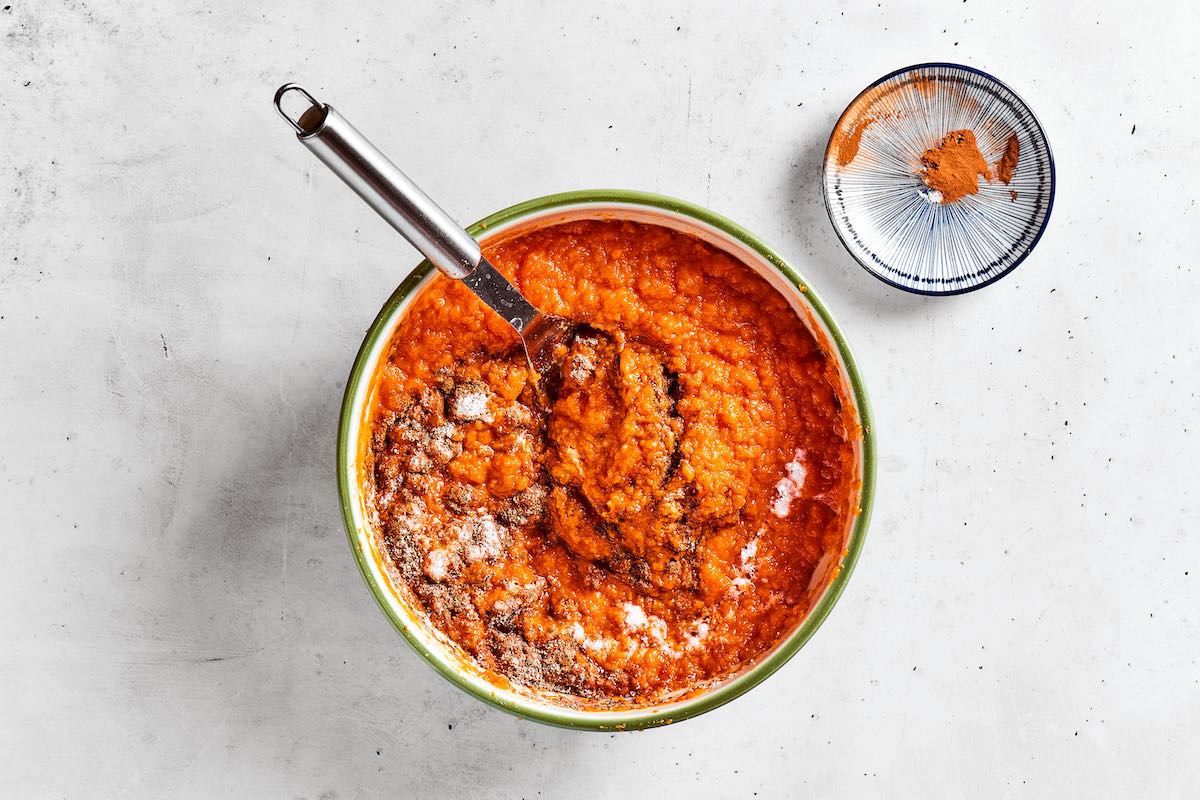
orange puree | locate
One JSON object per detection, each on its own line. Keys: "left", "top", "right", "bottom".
{"left": 366, "top": 220, "right": 859, "bottom": 707}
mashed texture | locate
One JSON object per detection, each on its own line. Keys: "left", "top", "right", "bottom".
{"left": 367, "top": 220, "right": 859, "bottom": 706}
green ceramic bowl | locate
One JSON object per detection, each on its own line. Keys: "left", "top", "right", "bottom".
{"left": 337, "top": 190, "right": 875, "bottom": 731}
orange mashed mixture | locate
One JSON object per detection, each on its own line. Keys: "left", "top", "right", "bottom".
{"left": 366, "top": 220, "right": 860, "bottom": 707}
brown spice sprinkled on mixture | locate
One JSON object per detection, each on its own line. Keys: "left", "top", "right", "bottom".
{"left": 366, "top": 220, "right": 860, "bottom": 708}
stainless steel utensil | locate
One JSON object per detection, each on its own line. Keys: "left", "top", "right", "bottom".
{"left": 273, "top": 83, "right": 576, "bottom": 375}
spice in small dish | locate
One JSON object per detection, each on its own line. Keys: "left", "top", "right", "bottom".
{"left": 994, "top": 134, "right": 1020, "bottom": 185}
{"left": 833, "top": 116, "right": 879, "bottom": 167}
{"left": 918, "top": 129, "right": 1023, "bottom": 204}
{"left": 822, "top": 64, "right": 1055, "bottom": 293}
{"left": 919, "top": 129, "right": 993, "bottom": 203}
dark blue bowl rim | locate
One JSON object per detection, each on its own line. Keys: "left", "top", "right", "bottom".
{"left": 821, "top": 62, "right": 1057, "bottom": 297}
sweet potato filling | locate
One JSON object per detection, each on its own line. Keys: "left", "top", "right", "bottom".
{"left": 367, "top": 220, "right": 859, "bottom": 707}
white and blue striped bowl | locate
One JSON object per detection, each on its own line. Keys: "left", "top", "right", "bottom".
{"left": 823, "top": 63, "right": 1055, "bottom": 295}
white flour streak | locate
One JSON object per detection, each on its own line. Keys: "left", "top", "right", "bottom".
{"left": 771, "top": 449, "right": 807, "bottom": 518}
{"left": 740, "top": 533, "right": 760, "bottom": 575}
{"left": 685, "top": 621, "right": 710, "bottom": 650}
{"left": 424, "top": 549, "right": 451, "bottom": 581}
{"left": 453, "top": 391, "right": 491, "bottom": 421}
{"left": 623, "top": 602, "right": 648, "bottom": 629}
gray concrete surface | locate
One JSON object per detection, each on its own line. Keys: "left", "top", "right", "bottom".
{"left": 2, "top": 1, "right": 1198, "bottom": 796}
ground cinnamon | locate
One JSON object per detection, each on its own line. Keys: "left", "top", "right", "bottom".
{"left": 833, "top": 95, "right": 1023, "bottom": 203}
{"left": 995, "top": 134, "right": 1020, "bottom": 184}
{"left": 910, "top": 76, "right": 938, "bottom": 98}
{"left": 834, "top": 116, "right": 878, "bottom": 167}
{"left": 920, "top": 129, "right": 992, "bottom": 203}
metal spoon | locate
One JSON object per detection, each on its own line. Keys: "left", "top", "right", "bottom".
{"left": 273, "top": 83, "right": 576, "bottom": 375}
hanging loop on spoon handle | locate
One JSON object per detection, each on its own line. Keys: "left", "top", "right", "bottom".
{"left": 274, "top": 83, "right": 481, "bottom": 280}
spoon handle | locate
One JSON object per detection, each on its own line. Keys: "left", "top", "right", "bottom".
{"left": 274, "top": 83, "right": 481, "bottom": 280}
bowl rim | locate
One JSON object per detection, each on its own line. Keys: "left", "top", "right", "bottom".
{"left": 821, "top": 62, "right": 1057, "bottom": 296}
{"left": 336, "top": 189, "right": 877, "bottom": 730}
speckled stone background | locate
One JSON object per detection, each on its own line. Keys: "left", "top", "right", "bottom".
{"left": 3, "top": 1, "right": 1198, "bottom": 796}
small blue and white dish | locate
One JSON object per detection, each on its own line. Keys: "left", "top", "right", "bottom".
{"left": 822, "top": 63, "right": 1055, "bottom": 295}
